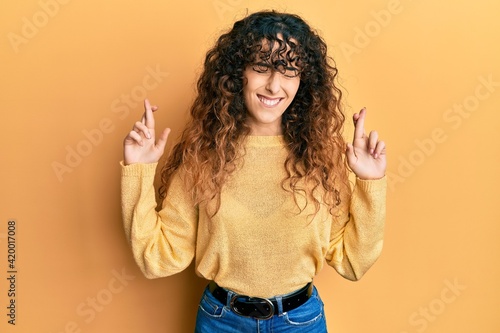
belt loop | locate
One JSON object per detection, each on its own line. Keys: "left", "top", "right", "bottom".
{"left": 225, "top": 288, "right": 236, "bottom": 307}
{"left": 274, "top": 295, "right": 284, "bottom": 315}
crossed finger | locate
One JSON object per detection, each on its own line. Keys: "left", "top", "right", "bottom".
{"left": 353, "top": 107, "right": 366, "bottom": 140}
{"left": 141, "top": 99, "right": 157, "bottom": 129}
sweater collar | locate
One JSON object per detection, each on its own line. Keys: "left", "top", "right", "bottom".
{"left": 244, "top": 135, "right": 286, "bottom": 147}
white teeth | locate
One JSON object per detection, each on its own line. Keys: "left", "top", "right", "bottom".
{"left": 258, "top": 96, "right": 281, "bottom": 106}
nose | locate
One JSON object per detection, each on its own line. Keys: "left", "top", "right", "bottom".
{"left": 265, "top": 71, "right": 281, "bottom": 95}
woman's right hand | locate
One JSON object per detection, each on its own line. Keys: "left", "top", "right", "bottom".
{"left": 123, "top": 99, "right": 171, "bottom": 165}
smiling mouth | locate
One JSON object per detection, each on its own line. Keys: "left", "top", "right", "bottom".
{"left": 258, "top": 95, "right": 283, "bottom": 107}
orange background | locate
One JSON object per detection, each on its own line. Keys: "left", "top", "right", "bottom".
{"left": 1, "top": 0, "right": 499, "bottom": 332}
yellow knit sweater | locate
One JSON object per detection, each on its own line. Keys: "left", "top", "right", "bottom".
{"left": 121, "top": 135, "right": 386, "bottom": 298}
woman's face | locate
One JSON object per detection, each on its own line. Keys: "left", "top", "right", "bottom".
{"left": 243, "top": 39, "right": 301, "bottom": 135}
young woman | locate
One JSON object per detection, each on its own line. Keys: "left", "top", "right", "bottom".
{"left": 121, "top": 10, "right": 386, "bottom": 332}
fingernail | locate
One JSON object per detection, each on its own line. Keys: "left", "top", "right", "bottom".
{"left": 146, "top": 132, "right": 151, "bottom": 139}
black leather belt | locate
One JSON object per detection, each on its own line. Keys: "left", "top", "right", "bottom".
{"left": 208, "top": 281, "right": 313, "bottom": 320}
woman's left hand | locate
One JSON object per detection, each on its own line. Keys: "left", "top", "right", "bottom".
{"left": 346, "top": 108, "right": 387, "bottom": 180}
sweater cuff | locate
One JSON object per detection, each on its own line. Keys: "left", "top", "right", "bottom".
{"left": 355, "top": 175, "right": 387, "bottom": 193}
{"left": 120, "top": 161, "right": 158, "bottom": 177}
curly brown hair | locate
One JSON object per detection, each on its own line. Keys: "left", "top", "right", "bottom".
{"left": 159, "top": 10, "right": 350, "bottom": 216}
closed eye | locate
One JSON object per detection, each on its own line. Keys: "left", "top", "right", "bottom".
{"left": 282, "top": 66, "right": 300, "bottom": 78}
{"left": 251, "top": 62, "right": 300, "bottom": 78}
{"left": 252, "top": 62, "right": 272, "bottom": 73}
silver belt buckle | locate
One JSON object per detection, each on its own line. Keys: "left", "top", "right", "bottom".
{"left": 230, "top": 294, "right": 275, "bottom": 320}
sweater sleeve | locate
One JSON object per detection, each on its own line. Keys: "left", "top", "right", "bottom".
{"left": 120, "top": 162, "right": 198, "bottom": 279}
{"left": 325, "top": 176, "right": 387, "bottom": 281}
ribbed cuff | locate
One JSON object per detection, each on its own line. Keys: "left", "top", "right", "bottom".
{"left": 120, "top": 161, "right": 158, "bottom": 177}
{"left": 355, "top": 175, "right": 387, "bottom": 193}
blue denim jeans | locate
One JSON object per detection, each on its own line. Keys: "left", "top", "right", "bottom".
{"left": 194, "top": 284, "right": 328, "bottom": 332}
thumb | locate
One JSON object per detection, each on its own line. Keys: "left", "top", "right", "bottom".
{"left": 155, "top": 128, "right": 171, "bottom": 153}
